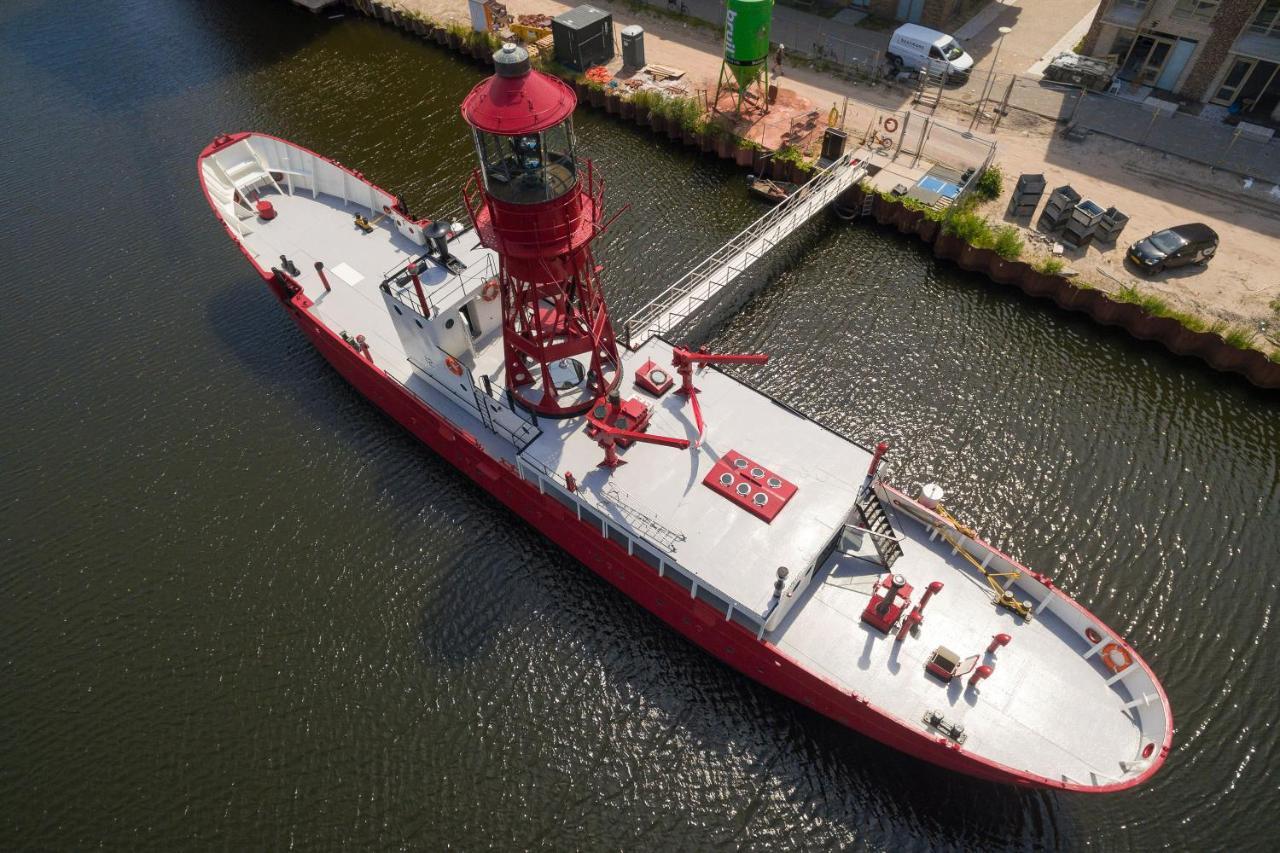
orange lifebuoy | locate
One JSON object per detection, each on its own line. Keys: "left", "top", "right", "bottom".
{"left": 883, "top": 117, "right": 899, "bottom": 133}
{"left": 445, "top": 355, "right": 464, "bottom": 376}
{"left": 481, "top": 278, "right": 501, "bottom": 302}
{"left": 1101, "top": 643, "right": 1132, "bottom": 673}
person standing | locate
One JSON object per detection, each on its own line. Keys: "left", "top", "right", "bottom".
{"left": 774, "top": 43, "right": 785, "bottom": 78}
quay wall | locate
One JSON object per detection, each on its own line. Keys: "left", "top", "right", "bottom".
{"left": 332, "top": 0, "right": 1280, "bottom": 391}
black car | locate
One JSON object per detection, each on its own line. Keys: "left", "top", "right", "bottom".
{"left": 1127, "top": 223, "right": 1218, "bottom": 274}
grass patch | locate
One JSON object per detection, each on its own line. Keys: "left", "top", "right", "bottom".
{"left": 991, "top": 225, "right": 1023, "bottom": 260}
{"left": 1167, "top": 311, "right": 1208, "bottom": 334}
{"left": 1270, "top": 296, "right": 1280, "bottom": 316}
{"left": 973, "top": 164, "right": 1003, "bottom": 202}
{"left": 1270, "top": 348, "right": 1280, "bottom": 364}
{"left": 1223, "top": 326, "right": 1256, "bottom": 349}
{"left": 1034, "top": 257, "right": 1066, "bottom": 275}
{"left": 1115, "top": 284, "right": 1172, "bottom": 317}
{"left": 773, "top": 144, "right": 814, "bottom": 173}
{"left": 629, "top": 89, "right": 660, "bottom": 115}
{"left": 942, "top": 208, "right": 993, "bottom": 245}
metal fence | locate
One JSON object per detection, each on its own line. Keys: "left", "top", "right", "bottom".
{"left": 970, "top": 72, "right": 1280, "bottom": 184}
{"left": 852, "top": 107, "right": 996, "bottom": 183}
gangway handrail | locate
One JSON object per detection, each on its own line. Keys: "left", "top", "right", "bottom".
{"left": 625, "top": 154, "right": 868, "bottom": 344}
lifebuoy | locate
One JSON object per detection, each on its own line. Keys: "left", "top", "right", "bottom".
{"left": 1101, "top": 643, "right": 1132, "bottom": 673}
{"left": 481, "top": 278, "right": 501, "bottom": 302}
{"left": 883, "top": 117, "right": 899, "bottom": 133}
{"left": 445, "top": 355, "right": 464, "bottom": 376}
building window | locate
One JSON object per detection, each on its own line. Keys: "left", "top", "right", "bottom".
{"left": 1250, "top": 0, "right": 1280, "bottom": 37}
{"left": 1104, "top": 0, "right": 1150, "bottom": 28}
{"left": 1173, "top": 0, "right": 1218, "bottom": 21}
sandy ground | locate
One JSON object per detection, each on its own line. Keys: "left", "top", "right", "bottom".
{"left": 388, "top": 0, "right": 1280, "bottom": 342}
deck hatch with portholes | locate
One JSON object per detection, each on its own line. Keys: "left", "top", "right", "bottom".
{"left": 701, "top": 449, "right": 798, "bottom": 522}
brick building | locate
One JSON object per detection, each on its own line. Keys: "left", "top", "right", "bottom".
{"left": 1080, "top": 0, "right": 1280, "bottom": 121}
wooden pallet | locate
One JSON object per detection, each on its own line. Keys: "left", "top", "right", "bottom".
{"left": 645, "top": 64, "right": 686, "bottom": 81}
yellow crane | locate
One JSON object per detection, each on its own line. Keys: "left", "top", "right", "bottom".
{"left": 933, "top": 505, "right": 1033, "bottom": 621}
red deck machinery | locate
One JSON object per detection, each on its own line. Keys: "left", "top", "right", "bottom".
{"left": 461, "top": 44, "right": 623, "bottom": 417}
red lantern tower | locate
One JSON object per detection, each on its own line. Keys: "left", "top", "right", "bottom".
{"left": 461, "top": 43, "right": 622, "bottom": 417}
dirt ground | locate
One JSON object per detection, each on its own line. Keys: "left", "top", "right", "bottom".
{"left": 388, "top": 0, "right": 1280, "bottom": 343}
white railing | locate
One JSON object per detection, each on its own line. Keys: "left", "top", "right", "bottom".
{"left": 386, "top": 254, "right": 498, "bottom": 318}
{"left": 625, "top": 154, "right": 868, "bottom": 344}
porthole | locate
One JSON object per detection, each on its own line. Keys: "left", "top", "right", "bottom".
{"left": 767, "top": 477, "right": 782, "bottom": 489}
{"left": 719, "top": 473, "right": 733, "bottom": 486}
{"left": 733, "top": 458, "right": 748, "bottom": 469}
{"left": 753, "top": 493, "right": 768, "bottom": 506}
{"left": 750, "top": 467, "right": 764, "bottom": 479}
{"left": 735, "top": 483, "right": 751, "bottom": 496}
{"left": 445, "top": 318, "right": 455, "bottom": 329}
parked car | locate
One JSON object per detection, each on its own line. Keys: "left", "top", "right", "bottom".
{"left": 887, "top": 24, "right": 974, "bottom": 82}
{"left": 1126, "top": 224, "right": 1219, "bottom": 274}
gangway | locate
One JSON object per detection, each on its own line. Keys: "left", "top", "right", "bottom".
{"left": 625, "top": 152, "right": 870, "bottom": 345}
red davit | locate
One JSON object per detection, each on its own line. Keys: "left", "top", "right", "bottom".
{"left": 460, "top": 44, "right": 622, "bottom": 417}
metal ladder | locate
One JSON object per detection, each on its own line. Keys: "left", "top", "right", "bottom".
{"left": 857, "top": 491, "right": 903, "bottom": 569}
{"left": 601, "top": 482, "right": 686, "bottom": 552}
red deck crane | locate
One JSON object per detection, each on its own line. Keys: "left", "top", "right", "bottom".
{"left": 670, "top": 346, "right": 770, "bottom": 442}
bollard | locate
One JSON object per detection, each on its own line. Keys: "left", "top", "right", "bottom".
{"left": 315, "top": 261, "right": 331, "bottom": 292}
{"left": 987, "top": 633, "right": 1011, "bottom": 654}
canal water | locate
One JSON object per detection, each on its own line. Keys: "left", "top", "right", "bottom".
{"left": 2, "top": 0, "right": 1277, "bottom": 848}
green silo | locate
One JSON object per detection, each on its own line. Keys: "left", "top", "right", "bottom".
{"left": 717, "top": 0, "right": 773, "bottom": 113}
{"left": 724, "top": 0, "right": 773, "bottom": 91}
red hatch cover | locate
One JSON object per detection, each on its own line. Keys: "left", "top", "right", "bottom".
{"left": 703, "top": 450, "right": 797, "bottom": 522}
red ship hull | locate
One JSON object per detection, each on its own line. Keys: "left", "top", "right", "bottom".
{"left": 254, "top": 268, "right": 1141, "bottom": 792}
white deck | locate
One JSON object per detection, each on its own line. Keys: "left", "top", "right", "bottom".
{"left": 520, "top": 336, "right": 870, "bottom": 621}
{"left": 773, "top": 511, "right": 1143, "bottom": 786}
{"left": 200, "top": 134, "right": 1168, "bottom": 788}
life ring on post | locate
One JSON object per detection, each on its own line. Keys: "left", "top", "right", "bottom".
{"left": 1101, "top": 643, "right": 1132, "bottom": 673}
{"left": 481, "top": 278, "right": 501, "bottom": 302}
{"left": 445, "top": 355, "right": 464, "bottom": 377}
{"left": 882, "top": 117, "right": 899, "bottom": 133}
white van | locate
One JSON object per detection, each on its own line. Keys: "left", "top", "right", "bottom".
{"left": 887, "top": 23, "right": 974, "bottom": 81}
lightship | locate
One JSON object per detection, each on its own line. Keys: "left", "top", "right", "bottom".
{"left": 198, "top": 43, "right": 1171, "bottom": 791}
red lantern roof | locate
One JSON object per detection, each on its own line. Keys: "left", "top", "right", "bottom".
{"left": 461, "top": 44, "right": 576, "bottom": 135}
